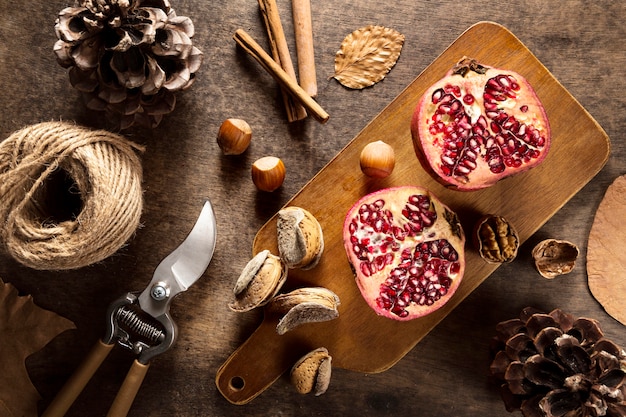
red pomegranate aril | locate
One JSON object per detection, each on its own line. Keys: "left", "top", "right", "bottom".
{"left": 412, "top": 57, "right": 550, "bottom": 191}
{"left": 343, "top": 186, "right": 465, "bottom": 321}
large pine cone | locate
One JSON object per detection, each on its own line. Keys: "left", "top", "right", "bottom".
{"left": 489, "top": 307, "right": 626, "bottom": 417}
{"left": 54, "top": 0, "right": 203, "bottom": 129}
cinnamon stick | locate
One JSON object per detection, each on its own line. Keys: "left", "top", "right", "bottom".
{"left": 233, "top": 29, "right": 329, "bottom": 124}
{"left": 258, "top": 0, "right": 308, "bottom": 122}
{"left": 292, "top": 0, "right": 317, "bottom": 97}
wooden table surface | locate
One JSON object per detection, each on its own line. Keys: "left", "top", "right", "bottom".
{"left": 1, "top": 1, "right": 625, "bottom": 416}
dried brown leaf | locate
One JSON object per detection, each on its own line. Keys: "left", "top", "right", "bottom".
{"left": 587, "top": 175, "right": 626, "bottom": 326}
{"left": 333, "top": 25, "right": 405, "bottom": 89}
{"left": 0, "top": 278, "right": 75, "bottom": 417}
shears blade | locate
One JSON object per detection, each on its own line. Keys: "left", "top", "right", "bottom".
{"left": 165, "top": 200, "right": 217, "bottom": 291}
{"left": 138, "top": 200, "right": 217, "bottom": 317}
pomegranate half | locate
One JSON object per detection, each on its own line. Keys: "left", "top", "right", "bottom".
{"left": 342, "top": 186, "right": 465, "bottom": 321}
{"left": 411, "top": 57, "right": 551, "bottom": 191}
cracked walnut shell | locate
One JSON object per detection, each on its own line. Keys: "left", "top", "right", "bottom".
{"left": 532, "top": 239, "right": 579, "bottom": 279}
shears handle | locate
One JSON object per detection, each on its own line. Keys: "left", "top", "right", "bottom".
{"left": 42, "top": 340, "right": 114, "bottom": 417}
{"left": 42, "top": 341, "right": 150, "bottom": 417}
{"left": 106, "top": 359, "right": 150, "bottom": 417}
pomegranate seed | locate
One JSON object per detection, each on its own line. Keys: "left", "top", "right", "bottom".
{"left": 456, "top": 165, "right": 470, "bottom": 175}
{"left": 484, "top": 102, "right": 499, "bottom": 112}
{"left": 375, "top": 256, "right": 386, "bottom": 271}
{"left": 463, "top": 94, "right": 474, "bottom": 105}
{"left": 438, "top": 104, "right": 451, "bottom": 114}
{"left": 496, "top": 75, "right": 510, "bottom": 88}
{"left": 431, "top": 88, "right": 444, "bottom": 104}
{"left": 450, "top": 101, "right": 462, "bottom": 113}
{"left": 441, "top": 156, "right": 454, "bottom": 166}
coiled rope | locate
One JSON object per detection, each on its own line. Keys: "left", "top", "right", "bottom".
{"left": 0, "top": 121, "right": 144, "bottom": 270}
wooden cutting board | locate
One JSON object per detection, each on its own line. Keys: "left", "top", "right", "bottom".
{"left": 215, "top": 21, "right": 610, "bottom": 404}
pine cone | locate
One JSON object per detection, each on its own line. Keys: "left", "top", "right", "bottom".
{"left": 53, "top": 0, "right": 203, "bottom": 129}
{"left": 489, "top": 307, "right": 626, "bottom": 417}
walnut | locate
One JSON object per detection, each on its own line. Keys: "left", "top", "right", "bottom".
{"left": 474, "top": 215, "right": 519, "bottom": 264}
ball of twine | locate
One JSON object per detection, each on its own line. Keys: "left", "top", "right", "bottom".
{"left": 0, "top": 121, "right": 144, "bottom": 270}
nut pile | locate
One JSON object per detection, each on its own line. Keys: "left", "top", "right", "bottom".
{"left": 228, "top": 206, "right": 338, "bottom": 395}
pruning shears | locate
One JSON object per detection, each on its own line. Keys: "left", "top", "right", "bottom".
{"left": 43, "top": 200, "right": 217, "bottom": 417}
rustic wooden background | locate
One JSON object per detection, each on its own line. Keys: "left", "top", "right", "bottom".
{"left": 0, "top": 1, "right": 625, "bottom": 416}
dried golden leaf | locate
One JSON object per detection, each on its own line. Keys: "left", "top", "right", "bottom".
{"left": 0, "top": 278, "right": 75, "bottom": 417}
{"left": 334, "top": 25, "right": 405, "bottom": 89}
{"left": 587, "top": 175, "right": 626, "bottom": 326}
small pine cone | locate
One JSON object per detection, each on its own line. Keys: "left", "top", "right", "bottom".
{"left": 489, "top": 307, "right": 626, "bottom": 417}
{"left": 53, "top": 0, "right": 203, "bottom": 129}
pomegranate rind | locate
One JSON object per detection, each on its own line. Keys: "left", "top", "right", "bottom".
{"left": 342, "top": 186, "right": 466, "bottom": 321}
{"left": 411, "top": 58, "right": 551, "bottom": 191}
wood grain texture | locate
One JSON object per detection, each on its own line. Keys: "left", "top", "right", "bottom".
{"left": 215, "top": 21, "right": 610, "bottom": 405}
{"left": 0, "top": 1, "right": 625, "bottom": 416}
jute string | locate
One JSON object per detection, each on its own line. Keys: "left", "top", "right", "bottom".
{"left": 0, "top": 121, "right": 144, "bottom": 270}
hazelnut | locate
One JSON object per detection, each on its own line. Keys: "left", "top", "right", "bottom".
{"left": 251, "top": 156, "right": 285, "bottom": 192}
{"left": 359, "top": 140, "right": 395, "bottom": 178}
{"left": 217, "top": 118, "right": 252, "bottom": 155}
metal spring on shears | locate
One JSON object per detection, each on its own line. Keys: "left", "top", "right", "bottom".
{"left": 115, "top": 305, "right": 165, "bottom": 344}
